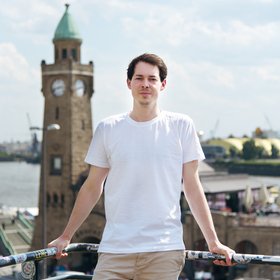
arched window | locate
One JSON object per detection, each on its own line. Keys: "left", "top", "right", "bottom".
{"left": 55, "top": 107, "right": 59, "bottom": 120}
{"left": 62, "top": 49, "right": 67, "bottom": 59}
{"left": 71, "top": 48, "right": 77, "bottom": 60}
{"left": 53, "top": 193, "right": 59, "bottom": 207}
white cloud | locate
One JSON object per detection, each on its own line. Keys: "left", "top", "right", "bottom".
{"left": 186, "top": 62, "right": 235, "bottom": 89}
{"left": 254, "top": 64, "right": 280, "bottom": 81}
{"left": 212, "top": 20, "right": 277, "bottom": 46}
{"left": 104, "top": 0, "right": 136, "bottom": 10}
{"left": 122, "top": 14, "right": 278, "bottom": 48}
{"left": 0, "top": 43, "right": 38, "bottom": 83}
{"left": 0, "top": 1, "right": 57, "bottom": 30}
{"left": 255, "top": 0, "right": 274, "bottom": 3}
{"left": 122, "top": 14, "right": 192, "bottom": 47}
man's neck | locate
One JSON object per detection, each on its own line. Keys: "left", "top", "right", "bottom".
{"left": 129, "top": 106, "right": 161, "bottom": 122}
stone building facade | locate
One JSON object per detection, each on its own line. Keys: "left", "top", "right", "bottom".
{"left": 183, "top": 211, "right": 280, "bottom": 279}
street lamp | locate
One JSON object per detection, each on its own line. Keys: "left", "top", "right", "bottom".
{"left": 30, "top": 123, "right": 61, "bottom": 277}
{"left": 43, "top": 124, "right": 60, "bottom": 277}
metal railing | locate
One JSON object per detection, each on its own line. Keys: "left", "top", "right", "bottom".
{"left": 0, "top": 227, "right": 15, "bottom": 255}
{"left": 1, "top": 243, "right": 280, "bottom": 279}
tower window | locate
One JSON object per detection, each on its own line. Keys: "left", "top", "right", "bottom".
{"left": 62, "top": 49, "right": 67, "bottom": 59}
{"left": 53, "top": 193, "right": 59, "bottom": 207}
{"left": 71, "top": 48, "right": 77, "bottom": 60}
{"left": 50, "top": 155, "right": 62, "bottom": 175}
{"left": 47, "top": 193, "right": 51, "bottom": 208}
{"left": 55, "top": 107, "right": 59, "bottom": 120}
{"left": 82, "top": 120, "right": 85, "bottom": 130}
{"left": 55, "top": 48, "right": 59, "bottom": 61}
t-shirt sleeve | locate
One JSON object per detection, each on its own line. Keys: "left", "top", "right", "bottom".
{"left": 181, "top": 118, "right": 205, "bottom": 163}
{"left": 85, "top": 122, "right": 110, "bottom": 168}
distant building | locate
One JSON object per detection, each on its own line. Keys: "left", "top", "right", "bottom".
{"left": 201, "top": 144, "right": 226, "bottom": 159}
{"left": 0, "top": 141, "right": 31, "bottom": 155}
{"left": 207, "top": 137, "right": 280, "bottom": 157}
{"left": 0, "top": 144, "right": 7, "bottom": 153}
{"left": 253, "top": 127, "right": 280, "bottom": 139}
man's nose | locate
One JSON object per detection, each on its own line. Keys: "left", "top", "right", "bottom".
{"left": 142, "top": 79, "right": 149, "bottom": 88}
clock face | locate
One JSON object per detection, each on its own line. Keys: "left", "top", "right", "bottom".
{"left": 75, "top": 79, "right": 85, "bottom": 97}
{"left": 52, "top": 79, "right": 65, "bottom": 96}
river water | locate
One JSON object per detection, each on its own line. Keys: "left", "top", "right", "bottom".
{"left": 0, "top": 161, "right": 40, "bottom": 208}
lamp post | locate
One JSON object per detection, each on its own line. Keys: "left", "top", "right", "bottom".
{"left": 30, "top": 123, "right": 61, "bottom": 277}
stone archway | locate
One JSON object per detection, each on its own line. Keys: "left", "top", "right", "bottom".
{"left": 231, "top": 240, "right": 258, "bottom": 279}
{"left": 192, "top": 239, "right": 230, "bottom": 280}
{"left": 235, "top": 240, "right": 258, "bottom": 254}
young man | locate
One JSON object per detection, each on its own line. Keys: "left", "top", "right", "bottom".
{"left": 49, "top": 53, "right": 234, "bottom": 279}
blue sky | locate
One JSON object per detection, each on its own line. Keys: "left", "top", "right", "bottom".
{"left": 0, "top": 0, "right": 279, "bottom": 142}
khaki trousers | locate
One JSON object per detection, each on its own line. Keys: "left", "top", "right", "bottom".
{"left": 92, "top": 250, "right": 186, "bottom": 280}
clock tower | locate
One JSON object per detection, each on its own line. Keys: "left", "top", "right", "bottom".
{"left": 32, "top": 4, "right": 105, "bottom": 272}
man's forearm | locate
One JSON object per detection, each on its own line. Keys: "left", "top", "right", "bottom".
{"left": 183, "top": 161, "right": 219, "bottom": 249}
{"left": 62, "top": 180, "right": 103, "bottom": 240}
{"left": 185, "top": 182, "right": 219, "bottom": 249}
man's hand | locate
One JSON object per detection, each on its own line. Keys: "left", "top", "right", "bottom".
{"left": 209, "top": 241, "right": 236, "bottom": 266}
{"left": 48, "top": 235, "right": 70, "bottom": 259}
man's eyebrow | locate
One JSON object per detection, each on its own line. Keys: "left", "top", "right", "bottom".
{"left": 134, "top": 74, "right": 158, "bottom": 78}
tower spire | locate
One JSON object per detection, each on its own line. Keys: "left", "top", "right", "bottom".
{"left": 53, "top": 3, "right": 81, "bottom": 42}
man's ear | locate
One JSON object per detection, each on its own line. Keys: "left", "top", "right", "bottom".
{"left": 127, "top": 79, "right": 131, "bottom": 89}
{"left": 160, "top": 79, "right": 167, "bottom": 91}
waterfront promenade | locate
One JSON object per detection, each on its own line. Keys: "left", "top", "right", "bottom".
{"left": 0, "top": 207, "right": 34, "bottom": 278}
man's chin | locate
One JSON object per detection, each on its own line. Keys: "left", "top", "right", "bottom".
{"left": 139, "top": 101, "right": 151, "bottom": 106}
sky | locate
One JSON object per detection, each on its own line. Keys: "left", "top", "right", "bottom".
{"left": 0, "top": 0, "right": 279, "bottom": 143}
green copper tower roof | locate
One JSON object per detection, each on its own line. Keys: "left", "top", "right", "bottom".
{"left": 53, "top": 4, "right": 82, "bottom": 42}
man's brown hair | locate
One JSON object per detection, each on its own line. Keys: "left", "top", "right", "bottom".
{"left": 127, "top": 53, "right": 168, "bottom": 82}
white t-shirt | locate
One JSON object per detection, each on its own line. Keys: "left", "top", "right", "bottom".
{"left": 85, "top": 111, "right": 205, "bottom": 253}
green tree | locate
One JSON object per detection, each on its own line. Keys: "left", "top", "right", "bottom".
{"left": 242, "top": 139, "right": 258, "bottom": 160}
{"left": 229, "top": 146, "right": 239, "bottom": 159}
{"left": 256, "top": 145, "right": 265, "bottom": 159}
{"left": 271, "top": 144, "right": 279, "bottom": 159}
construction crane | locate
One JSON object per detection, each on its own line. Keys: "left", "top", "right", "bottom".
{"left": 210, "top": 119, "right": 220, "bottom": 139}
{"left": 264, "top": 113, "right": 273, "bottom": 130}
{"left": 26, "top": 113, "right": 40, "bottom": 160}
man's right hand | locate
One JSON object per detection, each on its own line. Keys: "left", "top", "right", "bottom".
{"left": 48, "top": 235, "right": 71, "bottom": 259}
